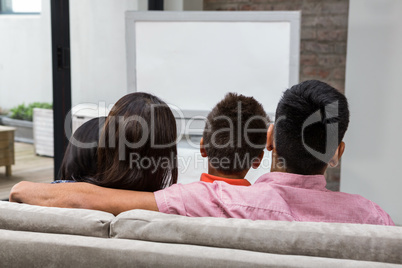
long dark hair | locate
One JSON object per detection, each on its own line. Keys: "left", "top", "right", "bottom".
{"left": 59, "top": 117, "right": 106, "bottom": 182}
{"left": 95, "top": 92, "right": 178, "bottom": 191}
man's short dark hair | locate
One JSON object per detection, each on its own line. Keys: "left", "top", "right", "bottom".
{"left": 203, "top": 93, "right": 269, "bottom": 174}
{"left": 275, "top": 80, "right": 350, "bottom": 175}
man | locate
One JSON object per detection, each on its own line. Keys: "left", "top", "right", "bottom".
{"left": 10, "top": 80, "right": 394, "bottom": 225}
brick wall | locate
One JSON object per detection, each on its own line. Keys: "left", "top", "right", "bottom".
{"left": 204, "top": 0, "right": 349, "bottom": 190}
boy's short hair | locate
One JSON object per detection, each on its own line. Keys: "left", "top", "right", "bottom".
{"left": 275, "top": 80, "right": 350, "bottom": 175}
{"left": 203, "top": 93, "right": 269, "bottom": 174}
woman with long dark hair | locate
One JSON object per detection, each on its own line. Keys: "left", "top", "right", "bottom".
{"left": 58, "top": 93, "right": 178, "bottom": 191}
{"left": 95, "top": 92, "right": 178, "bottom": 191}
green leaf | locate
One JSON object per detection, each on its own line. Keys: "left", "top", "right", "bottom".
{"left": 9, "top": 102, "right": 53, "bottom": 121}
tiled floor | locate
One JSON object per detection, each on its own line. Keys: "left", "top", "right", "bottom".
{"left": 0, "top": 142, "right": 53, "bottom": 200}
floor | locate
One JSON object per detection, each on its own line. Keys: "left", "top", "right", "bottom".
{"left": 0, "top": 142, "right": 53, "bottom": 200}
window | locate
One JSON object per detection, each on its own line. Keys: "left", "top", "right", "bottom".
{"left": 0, "top": 0, "right": 41, "bottom": 14}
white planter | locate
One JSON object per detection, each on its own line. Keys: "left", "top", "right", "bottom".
{"left": 33, "top": 108, "right": 54, "bottom": 157}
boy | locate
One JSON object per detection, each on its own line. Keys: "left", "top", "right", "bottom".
{"left": 157, "top": 93, "right": 268, "bottom": 217}
{"left": 198, "top": 92, "right": 268, "bottom": 186}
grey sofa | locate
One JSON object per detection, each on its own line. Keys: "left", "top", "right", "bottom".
{"left": 0, "top": 201, "right": 401, "bottom": 267}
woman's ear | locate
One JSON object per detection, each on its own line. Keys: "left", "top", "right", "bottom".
{"left": 266, "top": 124, "right": 275, "bottom": 151}
{"left": 252, "top": 151, "right": 264, "bottom": 169}
{"left": 200, "top": 138, "right": 208, "bottom": 158}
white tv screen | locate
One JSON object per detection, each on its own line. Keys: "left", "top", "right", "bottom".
{"left": 127, "top": 12, "right": 300, "bottom": 114}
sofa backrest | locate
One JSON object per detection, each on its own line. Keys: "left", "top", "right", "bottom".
{"left": 110, "top": 210, "right": 402, "bottom": 265}
{"left": 2, "top": 228, "right": 396, "bottom": 268}
{"left": 0, "top": 201, "right": 114, "bottom": 238}
{"left": 2, "top": 201, "right": 402, "bottom": 265}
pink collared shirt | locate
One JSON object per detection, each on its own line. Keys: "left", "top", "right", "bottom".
{"left": 154, "top": 172, "right": 395, "bottom": 225}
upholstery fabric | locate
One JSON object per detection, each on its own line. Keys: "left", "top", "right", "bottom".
{"left": 0, "top": 201, "right": 113, "bottom": 238}
{"left": 1, "top": 202, "right": 401, "bottom": 266}
{"left": 0, "top": 229, "right": 398, "bottom": 268}
{"left": 111, "top": 210, "right": 402, "bottom": 264}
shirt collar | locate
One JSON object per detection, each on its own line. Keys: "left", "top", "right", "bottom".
{"left": 255, "top": 172, "right": 327, "bottom": 190}
{"left": 200, "top": 173, "right": 251, "bottom": 186}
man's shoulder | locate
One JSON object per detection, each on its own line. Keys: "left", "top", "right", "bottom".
{"left": 365, "top": 199, "right": 395, "bottom": 226}
{"left": 326, "top": 191, "right": 395, "bottom": 226}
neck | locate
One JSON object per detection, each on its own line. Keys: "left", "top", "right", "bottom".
{"left": 270, "top": 151, "right": 326, "bottom": 175}
{"left": 208, "top": 164, "right": 248, "bottom": 180}
{"left": 270, "top": 150, "right": 287, "bottom": 173}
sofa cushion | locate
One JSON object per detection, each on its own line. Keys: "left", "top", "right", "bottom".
{"left": 111, "top": 210, "right": 402, "bottom": 264}
{"left": 0, "top": 229, "right": 397, "bottom": 268}
{"left": 0, "top": 201, "right": 114, "bottom": 238}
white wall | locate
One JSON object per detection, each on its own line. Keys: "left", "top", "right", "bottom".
{"left": 341, "top": 0, "right": 402, "bottom": 225}
{"left": 0, "top": 0, "right": 52, "bottom": 110}
{"left": 0, "top": 0, "right": 147, "bottom": 111}
{"left": 70, "top": 0, "right": 146, "bottom": 107}
{"left": 164, "top": 0, "right": 203, "bottom": 11}
{"left": 164, "top": 0, "right": 182, "bottom": 11}
{"left": 183, "top": 0, "right": 203, "bottom": 11}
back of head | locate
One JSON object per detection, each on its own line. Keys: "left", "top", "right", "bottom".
{"left": 97, "top": 92, "right": 178, "bottom": 191}
{"left": 59, "top": 117, "right": 106, "bottom": 182}
{"left": 275, "top": 80, "right": 350, "bottom": 175}
{"left": 203, "top": 93, "right": 269, "bottom": 174}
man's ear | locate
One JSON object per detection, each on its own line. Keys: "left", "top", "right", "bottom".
{"left": 266, "top": 124, "right": 274, "bottom": 151}
{"left": 252, "top": 151, "right": 264, "bottom": 169}
{"left": 200, "top": 138, "right": 208, "bottom": 158}
{"left": 329, "top": 141, "right": 346, "bottom": 167}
